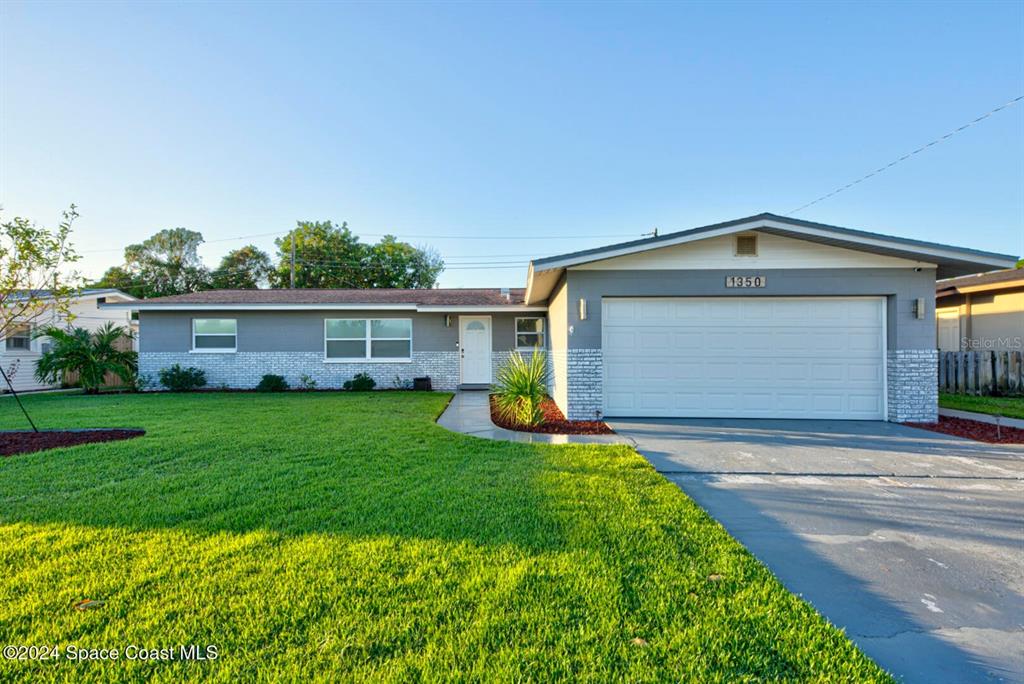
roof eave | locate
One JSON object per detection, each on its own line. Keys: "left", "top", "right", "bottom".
{"left": 100, "top": 302, "right": 546, "bottom": 312}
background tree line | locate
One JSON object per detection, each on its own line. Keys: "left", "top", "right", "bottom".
{"left": 92, "top": 220, "right": 444, "bottom": 298}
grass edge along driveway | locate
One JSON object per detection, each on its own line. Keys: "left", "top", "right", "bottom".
{"left": 0, "top": 392, "right": 891, "bottom": 682}
{"left": 939, "top": 392, "right": 1024, "bottom": 420}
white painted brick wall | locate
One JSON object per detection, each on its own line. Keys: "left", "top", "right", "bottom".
{"left": 887, "top": 349, "right": 938, "bottom": 423}
{"left": 566, "top": 348, "right": 602, "bottom": 421}
{"left": 139, "top": 351, "right": 460, "bottom": 391}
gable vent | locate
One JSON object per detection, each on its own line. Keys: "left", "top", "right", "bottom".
{"left": 735, "top": 234, "right": 758, "bottom": 256}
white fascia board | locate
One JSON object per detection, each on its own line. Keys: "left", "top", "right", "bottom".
{"left": 416, "top": 305, "right": 548, "bottom": 312}
{"left": 99, "top": 303, "right": 419, "bottom": 311}
{"left": 532, "top": 219, "right": 1018, "bottom": 271}
{"left": 100, "top": 302, "right": 548, "bottom": 313}
{"left": 523, "top": 262, "right": 536, "bottom": 304}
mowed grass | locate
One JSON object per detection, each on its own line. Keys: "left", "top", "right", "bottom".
{"left": 0, "top": 392, "right": 889, "bottom": 682}
{"left": 939, "top": 392, "right": 1024, "bottom": 420}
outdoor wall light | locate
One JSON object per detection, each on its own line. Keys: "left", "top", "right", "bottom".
{"left": 578, "top": 298, "right": 588, "bottom": 320}
{"left": 914, "top": 298, "right": 926, "bottom": 320}
{"left": 444, "top": 314, "right": 452, "bottom": 327}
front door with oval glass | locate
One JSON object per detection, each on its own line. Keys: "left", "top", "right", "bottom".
{"left": 459, "top": 316, "right": 492, "bottom": 384}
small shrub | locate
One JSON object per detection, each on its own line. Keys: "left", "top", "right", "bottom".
{"left": 343, "top": 372, "right": 376, "bottom": 391}
{"left": 493, "top": 351, "right": 549, "bottom": 427}
{"left": 392, "top": 375, "right": 413, "bottom": 390}
{"left": 132, "top": 373, "right": 155, "bottom": 392}
{"left": 158, "top": 364, "right": 207, "bottom": 391}
{"left": 256, "top": 374, "right": 289, "bottom": 392}
{"left": 298, "top": 373, "right": 317, "bottom": 390}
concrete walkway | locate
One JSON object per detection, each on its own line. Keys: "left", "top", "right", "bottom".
{"left": 940, "top": 406, "right": 1024, "bottom": 430}
{"left": 436, "top": 391, "right": 630, "bottom": 445}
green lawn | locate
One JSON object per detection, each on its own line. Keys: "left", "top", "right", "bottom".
{"left": 939, "top": 393, "right": 1024, "bottom": 420}
{"left": 0, "top": 392, "right": 889, "bottom": 682}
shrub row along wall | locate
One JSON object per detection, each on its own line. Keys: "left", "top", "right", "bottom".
{"left": 939, "top": 350, "right": 1023, "bottom": 396}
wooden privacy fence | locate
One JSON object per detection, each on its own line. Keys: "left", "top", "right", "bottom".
{"left": 938, "top": 350, "right": 1023, "bottom": 396}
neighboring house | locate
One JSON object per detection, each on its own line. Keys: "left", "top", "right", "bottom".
{"left": 102, "top": 213, "right": 1017, "bottom": 423}
{"left": 1, "top": 289, "right": 138, "bottom": 392}
{"left": 935, "top": 269, "right": 1024, "bottom": 352}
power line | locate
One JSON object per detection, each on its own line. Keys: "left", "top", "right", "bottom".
{"left": 79, "top": 230, "right": 640, "bottom": 255}
{"left": 788, "top": 95, "right": 1024, "bottom": 215}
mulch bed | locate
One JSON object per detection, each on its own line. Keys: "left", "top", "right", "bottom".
{"left": 1, "top": 430, "right": 145, "bottom": 457}
{"left": 904, "top": 416, "right": 1024, "bottom": 444}
{"left": 489, "top": 395, "right": 614, "bottom": 435}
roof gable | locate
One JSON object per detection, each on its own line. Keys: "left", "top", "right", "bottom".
{"left": 525, "top": 213, "right": 1019, "bottom": 303}
{"left": 573, "top": 230, "right": 933, "bottom": 271}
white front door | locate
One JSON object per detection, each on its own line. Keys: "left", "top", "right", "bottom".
{"left": 460, "top": 316, "right": 492, "bottom": 384}
{"left": 602, "top": 297, "right": 886, "bottom": 420}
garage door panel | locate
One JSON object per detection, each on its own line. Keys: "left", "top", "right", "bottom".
{"left": 604, "top": 392, "right": 636, "bottom": 411}
{"left": 639, "top": 301, "right": 672, "bottom": 319}
{"left": 673, "top": 332, "right": 705, "bottom": 350}
{"left": 604, "top": 300, "right": 636, "bottom": 323}
{"left": 602, "top": 297, "right": 885, "bottom": 420}
{"left": 672, "top": 393, "right": 704, "bottom": 409}
{"left": 706, "top": 332, "right": 741, "bottom": 350}
{"left": 811, "top": 362, "right": 844, "bottom": 381}
{"left": 850, "top": 394, "right": 882, "bottom": 413}
{"left": 638, "top": 330, "right": 672, "bottom": 351}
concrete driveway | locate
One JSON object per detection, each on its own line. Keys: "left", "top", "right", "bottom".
{"left": 611, "top": 418, "right": 1024, "bottom": 683}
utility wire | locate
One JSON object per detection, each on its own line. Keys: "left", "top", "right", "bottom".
{"left": 80, "top": 231, "right": 639, "bottom": 254}
{"left": 788, "top": 95, "right": 1024, "bottom": 215}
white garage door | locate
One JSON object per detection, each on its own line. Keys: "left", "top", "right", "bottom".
{"left": 602, "top": 297, "right": 886, "bottom": 420}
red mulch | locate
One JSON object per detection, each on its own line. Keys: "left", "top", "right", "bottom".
{"left": 903, "top": 416, "right": 1024, "bottom": 444}
{"left": 0, "top": 430, "right": 145, "bottom": 457}
{"left": 489, "top": 395, "right": 614, "bottom": 435}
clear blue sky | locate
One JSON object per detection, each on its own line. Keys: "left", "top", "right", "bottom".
{"left": 1, "top": 1, "right": 1021, "bottom": 288}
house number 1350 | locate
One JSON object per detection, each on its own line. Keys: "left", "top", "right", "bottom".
{"left": 725, "top": 275, "right": 766, "bottom": 288}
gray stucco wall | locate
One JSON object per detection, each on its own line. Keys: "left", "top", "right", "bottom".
{"left": 139, "top": 310, "right": 531, "bottom": 354}
{"left": 565, "top": 267, "right": 937, "bottom": 350}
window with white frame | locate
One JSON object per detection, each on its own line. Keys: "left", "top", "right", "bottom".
{"left": 515, "top": 317, "right": 545, "bottom": 351}
{"left": 325, "top": 318, "right": 412, "bottom": 361}
{"left": 5, "top": 325, "right": 31, "bottom": 351}
{"left": 192, "top": 319, "right": 237, "bottom": 351}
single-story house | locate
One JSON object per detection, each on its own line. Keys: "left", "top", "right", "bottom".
{"left": 936, "top": 268, "right": 1024, "bottom": 352}
{"left": 2, "top": 288, "right": 137, "bottom": 392}
{"left": 103, "top": 213, "right": 1017, "bottom": 422}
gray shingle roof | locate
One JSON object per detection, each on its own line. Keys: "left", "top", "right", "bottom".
{"left": 936, "top": 268, "right": 1024, "bottom": 292}
{"left": 130, "top": 288, "right": 527, "bottom": 306}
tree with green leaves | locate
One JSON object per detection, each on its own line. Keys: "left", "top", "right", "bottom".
{"left": 364, "top": 236, "right": 444, "bottom": 289}
{"left": 271, "top": 221, "right": 364, "bottom": 288}
{"left": 0, "top": 205, "right": 82, "bottom": 342}
{"left": 271, "top": 221, "right": 444, "bottom": 289}
{"left": 94, "top": 227, "right": 211, "bottom": 298}
{"left": 34, "top": 323, "right": 137, "bottom": 394}
{"left": 211, "top": 244, "right": 274, "bottom": 289}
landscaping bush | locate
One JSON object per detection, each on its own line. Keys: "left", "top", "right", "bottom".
{"left": 298, "top": 373, "right": 317, "bottom": 390}
{"left": 492, "top": 351, "right": 549, "bottom": 427}
{"left": 34, "top": 323, "right": 137, "bottom": 395}
{"left": 158, "top": 364, "right": 207, "bottom": 391}
{"left": 256, "top": 374, "right": 289, "bottom": 392}
{"left": 343, "top": 372, "right": 376, "bottom": 391}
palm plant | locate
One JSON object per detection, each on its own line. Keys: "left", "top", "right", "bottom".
{"left": 492, "top": 351, "right": 550, "bottom": 427}
{"left": 34, "top": 323, "right": 137, "bottom": 394}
